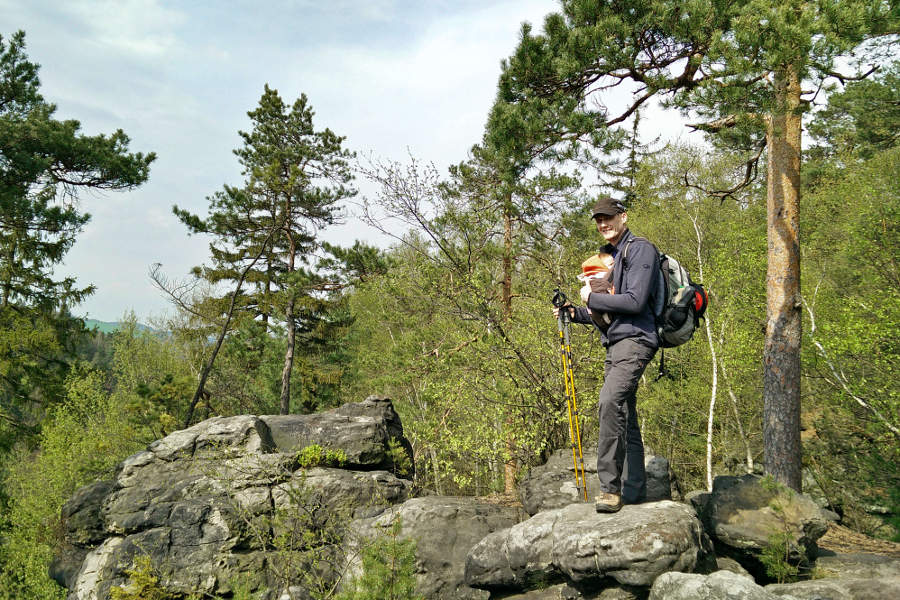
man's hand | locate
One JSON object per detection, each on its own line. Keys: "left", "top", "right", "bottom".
{"left": 552, "top": 303, "right": 575, "bottom": 319}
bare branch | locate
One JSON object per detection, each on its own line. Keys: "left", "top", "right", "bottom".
{"left": 686, "top": 114, "right": 738, "bottom": 132}
{"left": 683, "top": 142, "right": 765, "bottom": 202}
{"left": 149, "top": 264, "right": 210, "bottom": 320}
{"left": 818, "top": 64, "right": 878, "bottom": 85}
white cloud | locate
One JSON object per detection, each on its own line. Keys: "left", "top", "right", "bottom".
{"left": 59, "top": 0, "right": 186, "bottom": 58}
{"left": 9, "top": 0, "right": 602, "bottom": 320}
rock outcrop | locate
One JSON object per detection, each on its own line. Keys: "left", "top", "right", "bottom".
{"left": 465, "top": 500, "right": 715, "bottom": 593}
{"left": 346, "top": 496, "right": 524, "bottom": 599}
{"left": 518, "top": 445, "right": 673, "bottom": 516}
{"left": 692, "top": 474, "right": 829, "bottom": 572}
{"left": 53, "top": 397, "right": 415, "bottom": 600}
{"left": 649, "top": 570, "right": 781, "bottom": 600}
{"left": 52, "top": 398, "right": 900, "bottom": 600}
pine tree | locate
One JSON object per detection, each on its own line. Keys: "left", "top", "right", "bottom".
{"left": 808, "top": 60, "right": 900, "bottom": 160}
{"left": 487, "top": 0, "right": 898, "bottom": 492}
{"left": 174, "top": 85, "right": 354, "bottom": 415}
{"left": 0, "top": 30, "right": 154, "bottom": 442}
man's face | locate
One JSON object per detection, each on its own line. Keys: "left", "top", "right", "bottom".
{"left": 594, "top": 212, "right": 627, "bottom": 245}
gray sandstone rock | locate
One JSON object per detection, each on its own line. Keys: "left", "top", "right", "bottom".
{"left": 766, "top": 576, "right": 900, "bottom": 600}
{"left": 648, "top": 570, "right": 787, "bottom": 600}
{"left": 699, "top": 475, "right": 828, "bottom": 564}
{"left": 56, "top": 399, "right": 417, "bottom": 600}
{"left": 760, "top": 553, "right": 900, "bottom": 600}
{"left": 60, "top": 480, "right": 116, "bottom": 546}
{"left": 496, "top": 583, "right": 645, "bottom": 599}
{"left": 465, "top": 500, "right": 712, "bottom": 592}
{"left": 519, "top": 446, "right": 672, "bottom": 516}
{"left": 345, "top": 496, "right": 524, "bottom": 599}
{"left": 813, "top": 552, "right": 900, "bottom": 579}
{"left": 261, "top": 395, "right": 413, "bottom": 473}
{"left": 714, "top": 556, "right": 753, "bottom": 578}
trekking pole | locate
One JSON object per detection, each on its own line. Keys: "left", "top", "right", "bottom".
{"left": 552, "top": 288, "right": 588, "bottom": 501}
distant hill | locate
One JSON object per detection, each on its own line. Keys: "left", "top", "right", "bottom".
{"left": 83, "top": 319, "right": 156, "bottom": 334}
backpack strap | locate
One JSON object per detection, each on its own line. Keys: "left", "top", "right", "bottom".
{"left": 621, "top": 236, "right": 665, "bottom": 318}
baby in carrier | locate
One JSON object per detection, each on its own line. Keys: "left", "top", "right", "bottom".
{"left": 578, "top": 252, "right": 615, "bottom": 331}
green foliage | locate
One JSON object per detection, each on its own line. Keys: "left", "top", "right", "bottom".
{"left": 808, "top": 61, "right": 900, "bottom": 160}
{"left": 386, "top": 438, "right": 413, "bottom": 477}
{"left": 0, "top": 363, "right": 147, "bottom": 599}
{"left": 295, "top": 444, "right": 348, "bottom": 468}
{"left": 351, "top": 153, "right": 586, "bottom": 494}
{"left": 758, "top": 475, "right": 805, "bottom": 584}
{"left": 172, "top": 85, "right": 355, "bottom": 416}
{"left": 109, "top": 556, "right": 183, "bottom": 600}
{"left": 0, "top": 30, "right": 154, "bottom": 438}
{"left": 110, "top": 315, "right": 195, "bottom": 438}
{"left": 487, "top": 0, "right": 899, "bottom": 491}
{"left": 760, "top": 530, "right": 803, "bottom": 584}
{"left": 336, "top": 519, "right": 422, "bottom": 600}
{"left": 801, "top": 145, "right": 900, "bottom": 538}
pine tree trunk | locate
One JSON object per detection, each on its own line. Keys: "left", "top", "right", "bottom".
{"left": 280, "top": 294, "right": 296, "bottom": 415}
{"left": 763, "top": 65, "right": 803, "bottom": 492}
{"left": 280, "top": 223, "right": 297, "bottom": 416}
{"left": 502, "top": 204, "right": 517, "bottom": 495}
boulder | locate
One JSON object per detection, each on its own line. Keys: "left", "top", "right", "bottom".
{"left": 696, "top": 475, "right": 828, "bottom": 569}
{"left": 813, "top": 552, "right": 900, "bottom": 579}
{"left": 766, "top": 577, "right": 900, "bottom": 600}
{"left": 261, "top": 395, "right": 413, "bottom": 474}
{"left": 344, "top": 496, "right": 524, "bottom": 599}
{"left": 519, "top": 446, "right": 672, "bottom": 516}
{"left": 54, "top": 399, "right": 416, "bottom": 600}
{"left": 649, "top": 570, "right": 784, "bottom": 600}
{"left": 465, "top": 500, "right": 714, "bottom": 593}
{"left": 714, "top": 556, "right": 753, "bottom": 578}
{"left": 762, "top": 552, "right": 900, "bottom": 600}
{"left": 60, "top": 480, "right": 116, "bottom": 546}
{"left": 497, "top": 583, "right": 644, "bottom": 599}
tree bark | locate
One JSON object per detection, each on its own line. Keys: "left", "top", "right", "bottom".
{"left": 280, "top": 294, "right": 296, "bottom": 415}
{"left": 280, "top": 216, "right": 297, "bottom": 415}
{"left": 686, "top": 207, "right": 718, "bottom": 492}
{"left": 763, "top": 65, "right": 803, "bottom": 492}
{"left": 502, "top": 203, "right": 517, "bottom": 495}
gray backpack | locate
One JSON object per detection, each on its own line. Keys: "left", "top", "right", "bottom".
{"left": 624, "top": 238, "right": 708, "bottom": 348}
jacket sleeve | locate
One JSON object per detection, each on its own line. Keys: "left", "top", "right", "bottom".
{"left": 586, "top": 240, "right": 657, "bottom": 315}
{"left": 571, "top": 306, "right": 593, "bottom": 324}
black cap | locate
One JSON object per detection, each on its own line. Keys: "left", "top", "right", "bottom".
{"left": 591, "top": 196, "right": 626, "bottom": 218}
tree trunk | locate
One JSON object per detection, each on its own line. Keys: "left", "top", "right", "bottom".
{"left": 763, "top": 65, "right": 803, "bottom": 492}
{"left": 502, "top": 207, "right": 513, "bottom": 319}
{"left": 280, "top": 294, "right": 296, "bottom": 415}
{"left": 502, "top": 203, "right": 517, "bottom": 495}
{"left": 280, "top": 221, "right": 297, "bottom": 415}
{"left": 687, "top": 207, "right": 718, "bottom": 492}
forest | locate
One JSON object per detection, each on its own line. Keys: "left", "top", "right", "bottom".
{"left": 1, "top": 2, "right": 898, "bottom": 598}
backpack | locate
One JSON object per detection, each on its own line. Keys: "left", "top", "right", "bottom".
{"left": 623, "top": 238, "right": 709, "bottom": 348}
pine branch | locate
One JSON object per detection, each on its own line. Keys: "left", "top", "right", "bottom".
{"left": 682, "top": 142, "right": 765, "bottom": 202}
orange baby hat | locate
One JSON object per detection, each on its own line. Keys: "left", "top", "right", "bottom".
{"left": 581, "top": 254, "right": 610, "bottom": 278}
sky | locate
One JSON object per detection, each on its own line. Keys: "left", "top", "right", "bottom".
{"left": 2, "top": 0, "right": 689, "bottom": 322}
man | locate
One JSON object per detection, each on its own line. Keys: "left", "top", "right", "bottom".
{"left": 555, "top": 196, "right": 660, "bottom": 513}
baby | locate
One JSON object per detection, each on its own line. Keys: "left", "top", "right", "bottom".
{"left": 578, "top": 252, "right": 614, "bottom": 331}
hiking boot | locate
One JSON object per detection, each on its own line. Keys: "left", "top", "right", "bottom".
{"left": 594, "top": 491, "right": 623, "bottom": 513}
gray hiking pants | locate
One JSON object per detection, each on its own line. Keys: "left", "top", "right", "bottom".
{"left": 596, "top": 338, "right": 656, "bottom": 503}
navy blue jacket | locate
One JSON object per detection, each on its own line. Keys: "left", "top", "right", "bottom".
{"left": 573, "top": 229, "right": 660, "bottom": 348}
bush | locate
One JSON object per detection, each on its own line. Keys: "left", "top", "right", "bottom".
{"left": 0, "top": 365, "right": 147, "bottom": 599}
{"left": 337, "top": 519, "right": 422, "bottom": 600}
